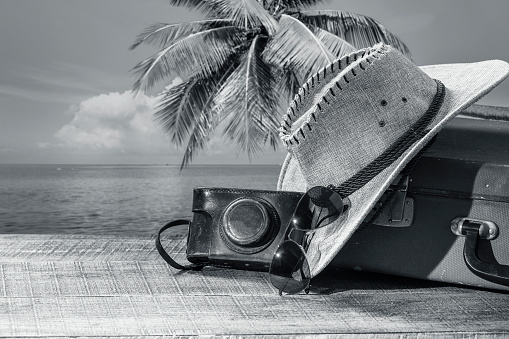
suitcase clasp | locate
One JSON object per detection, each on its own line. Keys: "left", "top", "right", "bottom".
{"left": 450, "top": 217, "right": 498, "bottom": 240}
{"left": 371, "top": 176, "right": 414, "bottom": 227}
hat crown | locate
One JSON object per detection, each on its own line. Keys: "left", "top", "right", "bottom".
{"left": 281, "top": 43, "right": 439, "bottom": 187}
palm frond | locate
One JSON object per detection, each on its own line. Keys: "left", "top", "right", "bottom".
{"left": 155, "top": 61, "right": 239, "bottom": 147}
{"left": 313, "top": 26, "right": 356, "bottom": 58}
{"left": 170, "top": 0, "right": 278, "bottom": 34}
{"left": 180, "top": 111, "right": 217, "bottom": 169}
{"left": 283, "top": 0, "right": 329, "bottom": 10}
{"left": 264, "top": 0, "right": 328, "bottom": 13}
{"left": 263, "top": 14, "right": 335, "bottom": 82}
{"left": 180, "top": 64, "right": 280, "bottom": 168}
{"left": 155, "top": 60, "right": 239, "bottom": 165}
{"left": 272, "top": 28, "right": 355, "bottom": 112}
{"left": 275, "top": 67, "right": 302, "bottom": 109}
{"left": 132, "top": 26, "right": 242, "bottom": 93}
{"left": 214, "top": 35, "right": 281, "bottom": 159}
{"left": 155, "top": 79, "right": 207, "bottom": 148}
{"left": 298, "top": 10, "right": 412, "bottom": 59}
{"left": 207, "top": 0, "right": 278, "bottom": 34}
{"left": 130, "top": 19, "right": 234, "bottom": 50}
{"left": 168, "top": 0, "right": 210, "bottom": 11}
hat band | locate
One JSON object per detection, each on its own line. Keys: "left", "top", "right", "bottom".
{"left": 334, "top": 79, "right": 446, "bottom": 197}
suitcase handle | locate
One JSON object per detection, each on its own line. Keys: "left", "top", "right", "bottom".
{"left": 460, "top": 220, "right": 509, "bottom": 286}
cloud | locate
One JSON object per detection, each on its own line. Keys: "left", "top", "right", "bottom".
{"left": 45, "top": 81, "right": 287, "bottom": 165}
{"left": 54, "top": 90, "right": 171, "bottom": 155}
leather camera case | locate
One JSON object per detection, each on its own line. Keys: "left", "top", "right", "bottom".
{"left": 186, "top": 187, "right": 303, "bottom": 271}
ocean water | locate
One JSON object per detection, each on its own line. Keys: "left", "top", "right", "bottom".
{"left": 0, "top": 164, "right": 282, "bottom": 235}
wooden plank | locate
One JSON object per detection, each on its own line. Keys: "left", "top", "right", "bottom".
{"left": 1, "top": 281, "right": 508, "bottom": 337}
{"left": 0, "top": 260, "right": 491, "bottom": 298}
{"left": 0, "top": 233, "right": 185, "bottom": 262}
{"left": 1, "top": 292, "right": 508, "bottom": 336}
{"left": 0, "top": 234, "right": 508, "bottom": 337}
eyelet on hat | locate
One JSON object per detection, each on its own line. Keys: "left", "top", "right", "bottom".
{"left": 379, "top": 120, "right": 386, "bottom": 127}
{"left": 402, "top": 97, "right": 408, "bottom": 103}
{"left": 381, "top": 100, "right": 388, "bottom": 106}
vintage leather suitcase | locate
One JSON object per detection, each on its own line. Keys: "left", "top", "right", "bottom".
{"left": 331, "top": 117, "right": 509, "bottom": 291}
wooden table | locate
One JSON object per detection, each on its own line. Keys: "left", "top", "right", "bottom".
{"left": 0, "top": 233, "right": 508, "bottom": 337}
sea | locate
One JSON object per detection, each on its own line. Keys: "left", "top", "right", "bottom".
{"left": 0, "top": 164, "right": 281, "bottom": 236}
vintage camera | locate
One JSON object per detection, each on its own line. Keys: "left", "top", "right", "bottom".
{"left": 186, "top": 187, "right": 304, "bottom": 271}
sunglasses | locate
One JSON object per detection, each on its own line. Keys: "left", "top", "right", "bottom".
{"left": 269, "top": 185, "right": 347, "bottom": 295}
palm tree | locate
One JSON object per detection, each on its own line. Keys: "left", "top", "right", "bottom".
{"left": 131, "top": 0, "right": 411, "bottom": 168}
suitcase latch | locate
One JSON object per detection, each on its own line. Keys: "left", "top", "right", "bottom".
{"left": 450, "top": 217, "right": 499, "bottom": 240}
{"left": 371, "top": 176, "right": 414, "bottom": 227}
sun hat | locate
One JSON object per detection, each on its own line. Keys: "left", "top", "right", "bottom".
{"left": 277, "top": 43, "right": 509, "bottom": 278}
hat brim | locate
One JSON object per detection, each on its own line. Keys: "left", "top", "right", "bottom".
{"left": 277, "top": 60, "right": 509, "bottom": 278}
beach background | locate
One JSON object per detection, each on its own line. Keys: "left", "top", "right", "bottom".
{"left": 1, "top": 1, "right": 509, "bottom": 235}
{"left": 0, "top": 164, "right": 281, "bottom": 235}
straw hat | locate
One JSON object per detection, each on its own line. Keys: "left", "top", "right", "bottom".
{"left": 277, "top": 43, "right": 509, "bottom": 278}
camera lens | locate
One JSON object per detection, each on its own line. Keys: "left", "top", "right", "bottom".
{"left": 222, "top": 198, "right": 272, "bottom": 247}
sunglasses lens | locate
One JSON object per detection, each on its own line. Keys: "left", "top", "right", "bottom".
{"left": 291, "top": 186, "right": 344, "bottom": 231}
{"left": 269, "top": 240, "right": 311, "bottom": 294}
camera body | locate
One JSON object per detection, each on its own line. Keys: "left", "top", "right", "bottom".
{"left": 186, "top": 187, "right": 303, "bottom": 271}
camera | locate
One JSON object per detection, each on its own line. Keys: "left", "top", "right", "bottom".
{"left": 186, "top": 187, "right": 303, "bottom": 271}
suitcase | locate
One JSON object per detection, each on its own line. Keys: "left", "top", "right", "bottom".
{"left": 331, "top": 116, "right": 509, "bottom": 291}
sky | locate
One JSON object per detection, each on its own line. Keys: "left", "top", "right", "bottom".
{"left": 1, "top": 0, "right": 508, "bottom": 165}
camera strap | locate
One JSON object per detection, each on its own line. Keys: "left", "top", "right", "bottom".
{"left": 155, "top": 219, "right": 205, "bottom": 271}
